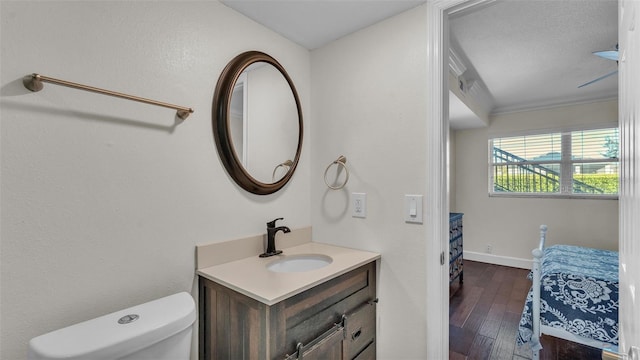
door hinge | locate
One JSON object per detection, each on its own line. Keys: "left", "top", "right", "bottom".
{"left": 440, "top": 252, "right": 445, "bottom": 265}
{"left": 602, "top": 346, "right": 640, "bottom": 360}
{"left": 602, "top": 349, "right": 623, "bottom": 360}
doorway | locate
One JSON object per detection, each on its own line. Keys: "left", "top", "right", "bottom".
{"left": 426, "top": 0, "right": 638, "bottom": 357}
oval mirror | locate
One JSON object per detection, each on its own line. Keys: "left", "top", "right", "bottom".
{"left": 213, "top": 51, "right": 303, "bottom": 195}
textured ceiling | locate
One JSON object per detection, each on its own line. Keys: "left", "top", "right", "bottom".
{"left": 450, "top": 0, "right": 618, "bottom": 114}
{"left": 222, "top": 0, "right": 619, "bottom": 123}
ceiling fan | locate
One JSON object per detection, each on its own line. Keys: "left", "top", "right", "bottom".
{"left": 578, "top": 44, "right": 619, "bottom": 88}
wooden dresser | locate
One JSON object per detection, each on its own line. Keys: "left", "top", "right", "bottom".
{"left": 449, "top": 213, "right": 463, "bottom": 284}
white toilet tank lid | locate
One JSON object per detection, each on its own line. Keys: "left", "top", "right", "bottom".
{"left": 28, "top": 292, "right": 196, "bottom": 360}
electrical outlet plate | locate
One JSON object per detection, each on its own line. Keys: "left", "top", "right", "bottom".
{"left": 352, "top": 193, "right": 366, "bottom": 218}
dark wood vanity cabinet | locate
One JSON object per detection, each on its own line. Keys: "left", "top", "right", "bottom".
{"left": 199, "top": 261, "right": 377, "bottom": 360}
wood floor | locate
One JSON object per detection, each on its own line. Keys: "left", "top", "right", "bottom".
{"left": 449, "top": 260, "right": 602, "bottom": 360}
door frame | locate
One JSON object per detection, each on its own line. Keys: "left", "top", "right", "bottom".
{"left": 426, "top": 0, "right": 639, "bottom": 356}
{"left": 618, "top": 0, "right": 640, "bottom": 354}
{"left": 424, "top": 1, "right": 471, "bottom": 357}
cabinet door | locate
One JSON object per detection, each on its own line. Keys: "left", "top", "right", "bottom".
{"left": 284, "top": 326, "right": 344, "bottom": 360}
{"left": 343, "top": 302, "right": 376, "bottom": 360}
{"left": 271, "top": 262, "right": 376, "bottom": 359}
{"left": 300, "top": 328, "right": 344, "bottom": 360}
{"left": 352, "top": 341, "right": 375, "bottom": 360}
{"left": 199, "top": 277, "right": 267, "bottom": 360}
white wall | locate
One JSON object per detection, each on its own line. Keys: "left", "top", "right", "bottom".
{"left": 0, "top": 2, "right": 310, "bottom": 359}
{"left": 453, "top": 100, "right": 619, "bottom": 265}
{"left": 311, "top": 6, "right": 430, "bottom": 358}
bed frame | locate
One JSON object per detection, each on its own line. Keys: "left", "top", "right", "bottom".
{"left": 530, "top": 225, "right": 619, "bottom": 359}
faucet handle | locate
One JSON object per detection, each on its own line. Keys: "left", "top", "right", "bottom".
{"left": 267, "top": 217, "right": 284, "bottom": 228}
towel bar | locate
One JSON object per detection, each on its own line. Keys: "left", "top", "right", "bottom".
{"left": 23, "top": 73, "right": 194, "bottom": 120}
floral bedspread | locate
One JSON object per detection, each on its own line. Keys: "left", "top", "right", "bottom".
{"left": 517, "top": 245, "right": 619, "bottom": 347}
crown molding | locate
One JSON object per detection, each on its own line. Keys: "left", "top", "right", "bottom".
{"left": 491, "top": 94, "right": 619, "bottom": 116}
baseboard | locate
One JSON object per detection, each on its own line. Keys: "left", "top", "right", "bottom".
{"left": 463, "top": 251, "right": 532, "bottom": 270}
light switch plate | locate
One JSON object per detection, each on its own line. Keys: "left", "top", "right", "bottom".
{"left": 352, "top": 193, "right": 367, "bottom": 218}
{"left": 404, "top": 195, "right": 423, "bottom": 224}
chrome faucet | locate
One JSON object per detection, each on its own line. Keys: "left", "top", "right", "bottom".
{"left": 259, "top": 218, "right": 290, "bottom": 258}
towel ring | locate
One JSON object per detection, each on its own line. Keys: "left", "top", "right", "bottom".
{"left": 324, "top": 155, "right": 349, "bottom": 190}
{"left": 272, "top": 160, "right": 293, "bottom": 181}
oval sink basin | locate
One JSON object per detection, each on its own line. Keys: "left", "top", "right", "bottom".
{"left": 267, "top": 254, "right": 333, "bottom": 273}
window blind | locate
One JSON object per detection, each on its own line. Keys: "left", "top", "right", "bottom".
{"left": 489, "top": 127, "right": 619, "bottom": 197}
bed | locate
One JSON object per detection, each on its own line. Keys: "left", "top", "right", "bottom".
{"left": 517, "top": 225, "right": 619, "bottom": 359}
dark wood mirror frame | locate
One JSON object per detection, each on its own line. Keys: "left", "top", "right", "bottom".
{"left": 212, "top": 51, "right": 303, "bottom": 195}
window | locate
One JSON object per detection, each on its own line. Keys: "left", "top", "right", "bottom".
{"left": 489, "top": 127, "right": 619, "bottom": 198}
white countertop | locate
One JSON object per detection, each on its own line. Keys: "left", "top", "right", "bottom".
{"left": 197, "top": 242, "right": 380, "bottom": 305}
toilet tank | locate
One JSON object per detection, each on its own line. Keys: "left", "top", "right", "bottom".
{"left": 28, "top": 292, "right": 196, "bottom": 360}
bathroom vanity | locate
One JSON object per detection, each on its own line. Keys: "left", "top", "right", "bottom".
{"left": 206, "top": 49, "right": 378, "bottom": 359}
{"left": 197, "top": 241, "right": 379, "bottom": 360}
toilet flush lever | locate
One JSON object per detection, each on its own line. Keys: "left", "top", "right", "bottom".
{"left": 118, "top": 314, "right": 139, "bottom": 324}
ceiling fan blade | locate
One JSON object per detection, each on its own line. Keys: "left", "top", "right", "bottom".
{"left": 578, "top": 70, "right": 618, "bottom": 88}
{"left": 593, "top": 50, "right": 619, "bottom": 61}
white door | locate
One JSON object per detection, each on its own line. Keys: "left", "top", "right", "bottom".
{"left": 618, "top": 0, "right": 640, "bottom": 357}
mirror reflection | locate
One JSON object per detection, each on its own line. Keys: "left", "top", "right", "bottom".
{"left": 229, "top": 62, "right": 299, "bottom": 184}
{"left": 212, "top": 50, "right": 303, "bottom": 195}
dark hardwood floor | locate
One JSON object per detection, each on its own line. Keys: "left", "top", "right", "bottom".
{"left": 449, "top": 260, "right": 602, "bottom": 360}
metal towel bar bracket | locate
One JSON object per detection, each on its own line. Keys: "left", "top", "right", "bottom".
{"left": 23, "top": 73, "right": 194, "bottom": 120}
